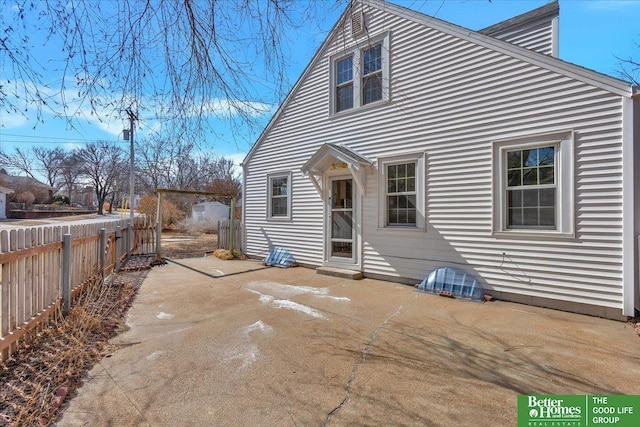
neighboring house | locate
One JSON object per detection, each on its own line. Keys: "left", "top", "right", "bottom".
{"left": 0, "top": 186, "right": 15, "bottom": 219}
{"left": 0, "top": 173, "right": 55, "bottom": 203}
{"left": 72, "top": 185, "right": 96, "bottom": 207}
{"left": 242, "top": 0, "right": 639, "bottom": 319}
{"left": 53, "top": 185, "right": 95, "bottom": 207}
{"left": 192, "top": 201, "right": 230, "bottom": 224}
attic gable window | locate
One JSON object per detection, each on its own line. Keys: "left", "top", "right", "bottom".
{"left": 362, "top": 44, "right": 382, "bottom": 105}
{"left": 330, "top": 32, "right": 389, "bottom": 115}
{"left": 336, "top": 56, "right": 354, "bottom": 112}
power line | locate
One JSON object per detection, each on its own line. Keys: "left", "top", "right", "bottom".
{"left": 0, "top": 133, "right": 126, "bottom": 145}
{"left": 0, "top": 139, "right": 127, "bottom": 144}
{"left": 0, "top": 133, "right": 93, "bottom": 141}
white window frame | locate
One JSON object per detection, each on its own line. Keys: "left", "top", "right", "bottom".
{"left": 492, "top": 131, "right": 575, "bottom": 238}
{"left": 329, "top": 31, "right": 390, "bottom": 116}
{"left": 378, "top": 152, "right": 426, "bottom": 230}
{"left": 267, "top": 171, "right": 292, "bottom": 221}
{"left": 361, "top": 43, "right": 383, "bottom": 106}
{"left": 335, "top": 54, "right": 354, "bottom": 113}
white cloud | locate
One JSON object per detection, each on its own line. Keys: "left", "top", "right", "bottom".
{"left": 62, "top": 142, "right": 83, "bottom": 151}
{"left": 0, "top": 111, "right": 29, "bottom": 129}
{"left": 3, "top": 77, "right": 274, "bottom": 138}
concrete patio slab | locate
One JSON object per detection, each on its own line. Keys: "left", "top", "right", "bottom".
{"left": 57, "top": 257, "right": 640, "bottom": 426}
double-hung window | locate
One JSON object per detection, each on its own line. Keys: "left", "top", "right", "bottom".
{"left": 506, "top": 146, "right": 556, "bottom": 228}
{"left": 493, "top": 132, "right": 574, "bottom": 237}
{"left": 378, "top": 153, "right": 425, "bottom": 229}
{"left": 386, "top": 162, "right": 417, "bottom": 226}
{"left": 336, "top": 56, "right": 354, "bottom": 112}
{"left": 362, "top": 44, "right": 382, "bottom": 105}
{"left": 330, "top": 32, "right": 389, "bottom": 114}
{"left": 267, "top": 172, "right": 292, "bottom": 220}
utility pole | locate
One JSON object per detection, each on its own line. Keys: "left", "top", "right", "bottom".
{"left": 125, "top": 107, "right": 138, "bottom": 222}
{"left": 124, "top": 107, "right": 138, "bottom": 259}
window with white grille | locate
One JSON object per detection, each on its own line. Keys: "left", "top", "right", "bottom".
{"left": 329, "top": 32, "right": 389, "bottom": 115}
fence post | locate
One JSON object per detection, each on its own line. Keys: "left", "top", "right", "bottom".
{"left": 115, "top": 226, "right": 122, "bottom": 272}
{"left": 217, "top": 220, "right": 221, "bottom": 249}
{"left": 62, "top": 233, "right": 71, "bottom": 313}
{"left": 124, "top": 221, "right": 133, "bottom": 259}
{"left": 99, "top": 228, "right": 106, "bottom": 279}
{"left": 155, "top": 191, "right": 163, "bottom": 259}
{"left": 229, "top": 198, "right": 236, "bottom": 253}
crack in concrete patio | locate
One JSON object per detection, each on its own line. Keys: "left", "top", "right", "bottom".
{"left": 321, "top": 294, "right": 417, "bottom": 426}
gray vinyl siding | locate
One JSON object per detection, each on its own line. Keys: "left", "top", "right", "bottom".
{"left": 484, "top": 18, "right": 555, "bottom": 55}
{"left": 244, "top": 4, "right": 627, "bottom": 311}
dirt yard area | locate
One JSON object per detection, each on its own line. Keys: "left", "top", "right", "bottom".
{"left": 160, "top": 231, "right": 218, "bottom": 259}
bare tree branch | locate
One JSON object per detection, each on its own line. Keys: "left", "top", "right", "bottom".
{"left": 0, "top": 147, "right": 37, "bottom": 178}
{"left": 616, "top": 46, "right": 640, "bottom": 86}
{"left": 32, "top": 146, "right": 65, "bottom": 190}
{"left": 1, "top": 0, "right": 340, "bottom": 143}
{"left": 76, "top": 141, "right": 126, "bottom": 214}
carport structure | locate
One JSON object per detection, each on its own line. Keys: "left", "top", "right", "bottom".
{"left": 154, "top": 188, "right": 237, "bottom": 259}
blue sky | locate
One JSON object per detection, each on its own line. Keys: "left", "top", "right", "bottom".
{"left": 1, "top": 0, "right": 639, "bottom": 178}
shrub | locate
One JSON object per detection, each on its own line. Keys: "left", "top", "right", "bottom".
{"left": 137, "top": 195, "right": 185, "bottom": 230}
{"left": 16, "top": 191, "right": 36, "bottom": 208}
{"left": 53, "top": 195, "right": 70, "bottom": 205}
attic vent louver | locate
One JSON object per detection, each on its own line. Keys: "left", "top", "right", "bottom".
{"left": 351, "top": 11, "right": 364, "bottom": 36}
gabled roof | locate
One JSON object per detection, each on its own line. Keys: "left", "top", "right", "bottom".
{"left": 479, "top": 1, "right": 559, "bottom": 36}
{"left": 301, "top": 143, "right": 373, "bottom": 196}
{"left": 244, "top": 0, "right": 633, "bottom": 166}
{"left": 0, "top": 173, "right": 55, "bottom": 191}
{"left": 301, "top": 143, "right": 373, "bottom": 176}
{"left": 376, "top": 0, "right": 630, "bottom": 95}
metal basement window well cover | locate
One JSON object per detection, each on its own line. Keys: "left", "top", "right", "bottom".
{"left": 417, "top": 267, "right": 483, "bottom": 301}
{"left": 263, "top": 247, "right": 296, "bottom": 268}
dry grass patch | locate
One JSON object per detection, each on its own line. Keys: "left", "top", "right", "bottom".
{"left": 0, "top": 258, "right": 151, "bottom": 426}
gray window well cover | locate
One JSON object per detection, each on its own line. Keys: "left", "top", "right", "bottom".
{"left": 417, "top": 266, "right": 483, "bottom": 301}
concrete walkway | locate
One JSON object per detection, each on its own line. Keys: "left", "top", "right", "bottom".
{"left": 57, "top": 257, "right": 640, "bottom": 426}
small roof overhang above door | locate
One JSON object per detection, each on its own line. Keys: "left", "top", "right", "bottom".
{"left": 301, "top": 143, "right": 373, "bottom": 196}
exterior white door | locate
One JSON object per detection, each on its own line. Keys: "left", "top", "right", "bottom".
{"left": 327, "top": 177, "right": 357, "bottom": 265}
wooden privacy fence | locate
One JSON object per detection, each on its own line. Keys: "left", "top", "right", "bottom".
{"left": 218, "top": 220, "right": 243, "bottom": 252}
{"left": 0, "top": 217, "right": 156, "bottom": 360}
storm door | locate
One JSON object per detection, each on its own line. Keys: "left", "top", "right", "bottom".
{"left": 329, "top": 178, "right": 355, "bottom": 262}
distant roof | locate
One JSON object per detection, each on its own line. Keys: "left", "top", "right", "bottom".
{"left": 0, "top": 173, "right": 55, "bottom": 191}
{"left": 479, "top": 1, "right": 559, "bottom": 36}
{"left": 0, "top": 186, "right": 14, "bottom": 194}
